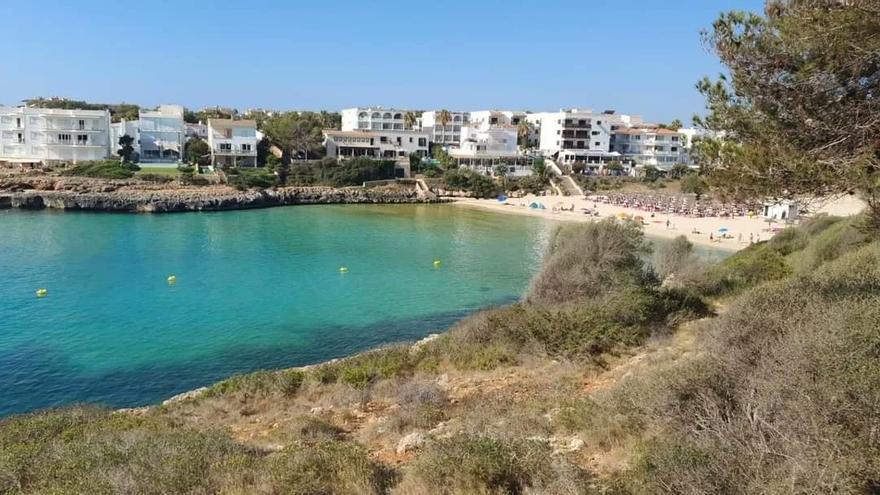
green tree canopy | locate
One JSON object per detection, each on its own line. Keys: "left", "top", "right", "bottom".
{"left": 261, "top": 112, "right": 326, "bottom": 165}
{"left": 184, "top": 138, "right": 210, "bottom": 166}
{"left": 697, "top": 1, "right": 880, "bottom": 229}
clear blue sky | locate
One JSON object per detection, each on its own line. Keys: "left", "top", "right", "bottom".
{"left": 0, "top": 0, "right": 764, "bottom": 124}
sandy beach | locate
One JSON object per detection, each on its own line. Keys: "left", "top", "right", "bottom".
{"left": 454, "top": 193, "right": 866, "bottom": 252}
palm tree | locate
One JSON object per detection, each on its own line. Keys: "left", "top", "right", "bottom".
{"left": 517, "top": 121, "right": 534, "bottom": 150}
{"left": 437, "top": 109, "right": 452, "bottom": 143}
{"left": 404, "top": 111, "right": 418, "bottom": 130}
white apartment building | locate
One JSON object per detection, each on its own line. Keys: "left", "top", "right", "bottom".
{"left": 449, "top": 126, "right": 534, "bottom": 177}
{"left": 138, "top": 105, "right": 185, "bottom": 164}
{"left": 323, "top": 129, "right": 429, "bottom": 160}
{"left": 185, "top": 122, "right": 208, "bottom": 140}
{"left": 610, "top": 127, "right": 685, "bottom": 170}
{"left": 0, "top": 107, "right": 111, "bottom": 166}
{"left": 341, "top": 107, "right": 418, "bottom": 132}
{"left": 527, "top": 109, "right": 622, "bottom": 171}
{"left": 468, "top": 110, "right": 528, "bottom": 129}
{"left": 110, "top": 104, "right": 186, "bottom": 166}
{"left": 207, "top": 119, "right": 258, "bottom": 168}
{"left": 419, "top": 110, "right": 470, "bottom": 146}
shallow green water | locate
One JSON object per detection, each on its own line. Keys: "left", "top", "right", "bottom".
{"left": 0, "top": 205, "right": 553, "bottom": 416}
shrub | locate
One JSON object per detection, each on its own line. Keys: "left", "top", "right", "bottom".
{"left": 651, "top": 235, "right": 695, "bottom": 281}
{"left": 792, "top": 215, "right": 869, "bottom": 274}
{"left": 526, "top": 220, "right": 651, "bottom": 305}
{"left": 391, "top": 380, "right": 448, "bottom": 431}
{"left": 267, "top": 440, "right": 395, "bottom": 494}
{"left": 328, "top": 157, "right": 397, "bottom": 187}
{"left": 226, "top": 167, "right": 276, "bottom": 190}
{"left": 205, "top": 369, "right": 305, "bottom": 398}
{"left": 619, "top": 242, "right": 880, "bottom": 494}
{"left": 443, "top": 169, "right": 501, "bottom": 198}
{"left": 311, "top": 346, "right": 415, "bottom": 389}
{"left": 402, "top": 435, "right": 555, "bottom": 494}
{"left": 60, "top": 160, "right": 134, "bottom": 179}
{"left": 138, "top": 173, "right": 173, "bottom": 184}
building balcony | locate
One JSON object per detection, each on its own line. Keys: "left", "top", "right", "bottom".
{"left": 562, "top": 121, "right": 590, "bottom": 129}
{"left": 213, "top": 148, "right": 256, "bottom": 156}
{"left": 45, "top": 142, "right": 106, "bottom": 147}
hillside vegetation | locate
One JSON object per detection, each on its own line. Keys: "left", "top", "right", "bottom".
{"left": 1, "top": 215, "right": 877, "bottom": 493}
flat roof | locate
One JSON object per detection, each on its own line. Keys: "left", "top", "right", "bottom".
{"left": 208, "top": 118, "right": 256, "bottom": 129}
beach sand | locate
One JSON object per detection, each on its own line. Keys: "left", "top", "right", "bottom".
{"left": 454, "top": 194, "right": 866, "bottom": 252}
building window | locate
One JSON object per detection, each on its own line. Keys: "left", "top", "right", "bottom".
{"left": 671, "top": 147, "right": 678, "bottom": 152}
{"left": 418, "top": 138, "right": 426, "bottom": 146}
{"left": 78, "top": 120, "right": 85, "bottom": 130}
{"left": 595, "top": 142, "right": 601, "bottom": 146}
{"left": 77, "top": 134, "right": 88, "bottom": 144}
{"left": 409, "top": 137, "right": 413, "bottom": 143}
{"left": 16, "top": 133, "right": 24, "bottom": 144}
{"left": 241, "top": 144, "right": 252, "bottom": 152}
{"left": 15, "top": 118, "right": 22, "bottom": 128}
{"left": 220, "top": 143, "right": 232, "bottom": 151}
{"left": 380, "top": 136, "right": 388, "bottom": 143}
{"left": 591, "top": 131, "right": 599, "bottom": 135}
{"left": 58, "top": 133, "right": 71, "bottom": 143}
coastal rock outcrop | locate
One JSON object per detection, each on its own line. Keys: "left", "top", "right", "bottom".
{"left": 0, "top": 175, "right": 445, "bottom": 213}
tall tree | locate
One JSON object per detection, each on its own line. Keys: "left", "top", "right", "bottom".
{"left": 261, "top": 113, "right": 325, "bottom": 165}
{"left": 117, "top": 135, "right": 135, "bottom": 164}
{"left": 404, "top": 111, "right": 419, "bottom": 130}
{"left": 517, "top": 120, "right": 535, "bottom": 149}
{"left": 184, "top": 137, "right": 210, "bottom": 165}
{"left": 437, "top": 109, "right": 452, "bottom": 142}
{"left": 697, "top": 1, "right": 880, "bottom": 229}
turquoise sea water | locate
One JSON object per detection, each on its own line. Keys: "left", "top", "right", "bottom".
{"left": 0, "top": 205, "right": 554, "bottom": 416}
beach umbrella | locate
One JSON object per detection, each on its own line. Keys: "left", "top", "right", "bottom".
{"left": 718, "top": 227, "right": 729, "bottom": 233}
{"left": 497, "top": 195, "right": 508, "bottom": 202}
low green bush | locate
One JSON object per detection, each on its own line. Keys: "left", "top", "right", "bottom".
{"left": 205, "top": 369, "right": 305, "bottom": 398}
{"left": 226, "top": 167, "right": 276, "bottom": 190}
{"left": 60, "top": 160, "right": 135, "bottom": 179}
{"left": 311, "top": 346, "right": 415, "bottom": 389}
{"left": 399, "top": 434, "right": 594, "bottom": 494}
{"left": 138, "top": 173, "right": 174, "bottom": 184}
{"left": 443, "top": 169, "right": 502, "bottom": 198}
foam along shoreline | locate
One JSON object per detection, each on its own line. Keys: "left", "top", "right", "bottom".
{"left": 453, "top": 194, "right": 866, "bottom": 252}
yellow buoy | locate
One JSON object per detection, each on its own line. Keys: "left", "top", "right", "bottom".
{"left": 167, "top": 275, "right": 177, "bottom": 285}
{"left": 339, "top": 266, "right": 349, "bottom": 273}
{"left": 433, "top": 259, "right": 442, "bottom": 268}
{"left": 35, "top": 288, "right": 48, "bottom": 298}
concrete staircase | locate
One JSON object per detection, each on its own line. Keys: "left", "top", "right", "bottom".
{"left": 558, "top": 175, "right": 584, "bottom": 197}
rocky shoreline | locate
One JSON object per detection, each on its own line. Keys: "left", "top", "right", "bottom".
{"left": 0, "top": 176, "right": 444, "bottom": 213}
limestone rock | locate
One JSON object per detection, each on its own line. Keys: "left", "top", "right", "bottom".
{"left": 396, "top": 431, "right": 426, "bottom": 455}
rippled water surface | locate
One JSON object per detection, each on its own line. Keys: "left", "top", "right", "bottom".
{"left": 0, "top": 205, "right": 553, "bottom": 416}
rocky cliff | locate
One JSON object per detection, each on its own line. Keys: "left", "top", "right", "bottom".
{"left": 0, "top": 176, "right": 443, "bottom": 213}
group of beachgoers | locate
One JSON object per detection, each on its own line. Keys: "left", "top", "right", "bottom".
{"left": 589, "top": 192, "right": 763, "bottom": 218}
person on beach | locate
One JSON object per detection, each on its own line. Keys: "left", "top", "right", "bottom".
{"left": 710, "top": 232, "right": 714, "bottom": 242}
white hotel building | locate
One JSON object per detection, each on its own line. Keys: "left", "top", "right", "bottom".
{"left": 419, "top": 110, "right": 470, "bottom": 146}
{"left": 207, "top": 119, "right": 258, "bottom": 168}
{"left": 341, "top": 107, "right": 414, "bottom": 131}
{"left": 526, "top": 109, "right": 638, "bottom": 172}
{"left": 610, "top": 126, "right": 685, "bottom": 170}
{"left": 0, "top": 107, "right": 111, "bottom": 166}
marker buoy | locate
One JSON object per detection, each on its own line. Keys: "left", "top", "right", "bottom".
{"left": 433, "top": 259, "right": 442, "bottom": 268}
{"left": 167, "top": 275, "right": 177, "bottom": 285}
{"left": 339, "top": 266, "right": 349, "bottom": 273}
{"left": 35, "top": 288, "right": 48, "bottom": 298}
